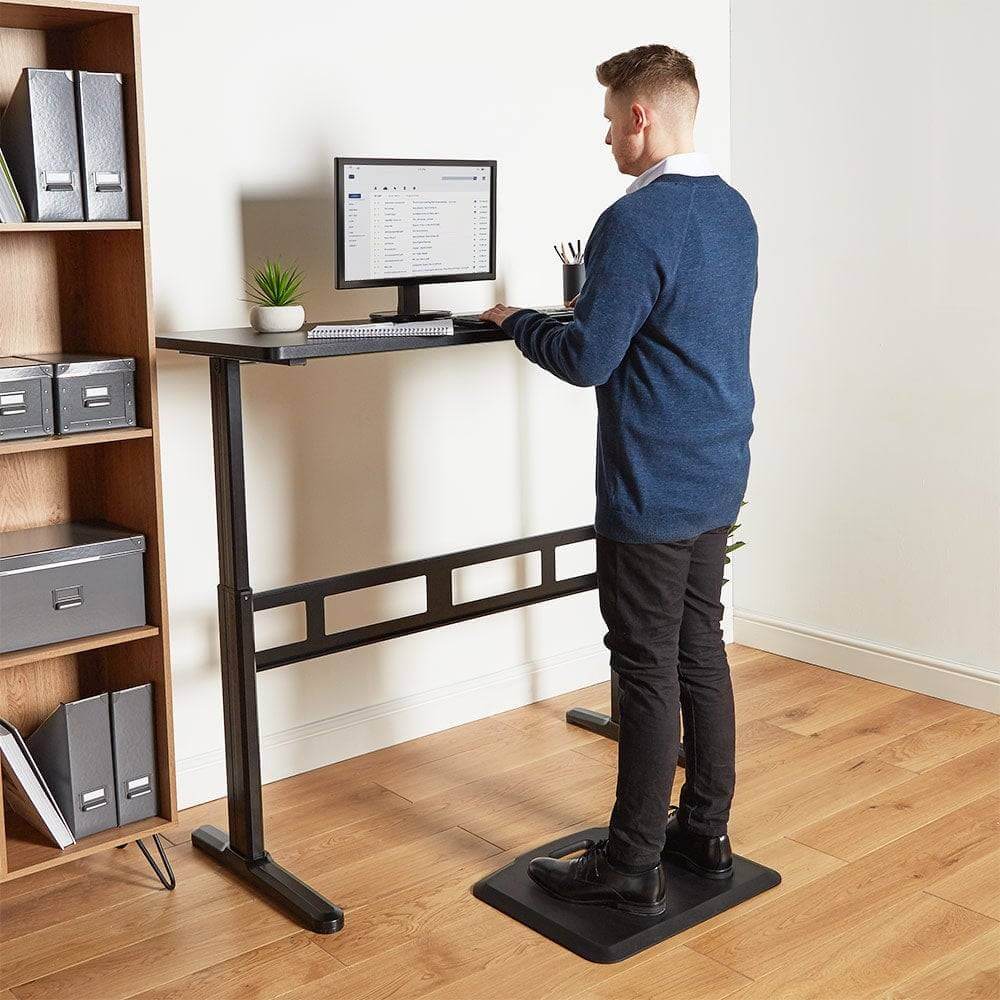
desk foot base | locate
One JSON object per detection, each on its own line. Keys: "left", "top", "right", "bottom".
{"left": 565, "top": 707, "right": 620, "bottom": 741}
{"left": 192, "top": 824, "right": 344, "bottom": 934}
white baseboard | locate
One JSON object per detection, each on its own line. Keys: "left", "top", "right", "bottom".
{"left": 176, "top": 643, "right": 611, "bottom": 809}
{"left": 735, "top": 610, "right": 1000, "bottom": 714}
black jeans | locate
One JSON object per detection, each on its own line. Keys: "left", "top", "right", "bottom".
{"left": 598, "top": 525, "right": 737, "bottom": 870}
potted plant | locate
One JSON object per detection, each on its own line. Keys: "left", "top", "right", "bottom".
{"left": 723, "top": 500, "right": 747, "bottom": 585}
{"left": 245, "top": 259, "right": 306, "bottom": 333}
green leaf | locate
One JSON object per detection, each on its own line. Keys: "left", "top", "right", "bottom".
{"left": 242, "top": 258, "right": 306, "bottom": 306}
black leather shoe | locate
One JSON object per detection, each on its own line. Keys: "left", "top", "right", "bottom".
{"left": 661, "top": 807, "right": 734, "bottom": 879}
{"left": 527, "top": 838, "right": 666, "bottom": 917}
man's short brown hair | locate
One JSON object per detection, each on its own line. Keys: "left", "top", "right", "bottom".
{"left": 596, "top": 44, "right": 699, "bottom": 113}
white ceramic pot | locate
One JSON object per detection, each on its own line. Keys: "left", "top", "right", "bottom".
{"left": 249, "top": 304, "right": 304, "bottom": 333}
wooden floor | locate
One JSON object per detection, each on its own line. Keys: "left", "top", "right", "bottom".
{"left": 1, "top": 645, "right": 998, "bottom": 999}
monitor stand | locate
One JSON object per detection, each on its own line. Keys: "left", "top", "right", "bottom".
{"left": 370, "top": 284, "right": 451, "bottom": 323}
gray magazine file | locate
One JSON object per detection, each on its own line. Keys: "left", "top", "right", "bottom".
{"left": 109, "top": 683, "right": 158, "bottom": 826}
{"left": 26, "top": 693, "right": 118, "bottom": 839}
{"left": 0, "top": 68, "right": 84, "bottom": 221}
{"left": 74, "top": 70, "right": 129, "bottom": 221}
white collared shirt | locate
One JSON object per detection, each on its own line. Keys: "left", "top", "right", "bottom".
{"left": 626, "top": 151, "right": 716, "bottom": 194}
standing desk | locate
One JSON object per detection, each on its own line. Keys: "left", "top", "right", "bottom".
{"left": 156, "top": 323, "right": 608, "bottom": 933}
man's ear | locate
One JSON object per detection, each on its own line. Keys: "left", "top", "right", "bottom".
{"left": 630, "top": 102, "right": 649, "bottom": 135}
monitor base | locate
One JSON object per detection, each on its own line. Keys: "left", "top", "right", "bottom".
{"left": 370, "top": 283, "right": 451, "bottom": 324}
{"left": 369, "top": 309, "right": 452, "bottom": 323}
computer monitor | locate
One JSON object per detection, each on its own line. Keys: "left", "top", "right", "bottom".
{"left": 335, "top": 157, "right": 497, "bottom": 321}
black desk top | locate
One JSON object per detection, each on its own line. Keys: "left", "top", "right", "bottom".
{"left": 155, "top": 323, "right": 509, "bottom": 364}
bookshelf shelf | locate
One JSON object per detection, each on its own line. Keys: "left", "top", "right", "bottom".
{"left": 0, "top": 0, "right": 177, "bottom": 883}
{"left": 4, "top": 810, "right": 172, "bottom": 879}
{"left": 0, "top": 221, "right": 142, "bottom": 232}
{"left": 0, "top": 625, "right": 160, "bottom": 671}
{"left": 0, "top": 425, "right": 152, "bottom": 455}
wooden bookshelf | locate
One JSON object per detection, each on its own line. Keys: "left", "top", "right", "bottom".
{"left": 0, "top": 0, "right": 177, "bottom": 882}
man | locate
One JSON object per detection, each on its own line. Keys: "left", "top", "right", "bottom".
{"left": 481, "top": 44, "right": 757, "bottom": 916}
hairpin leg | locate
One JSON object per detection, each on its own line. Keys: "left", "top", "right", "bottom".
{"left": 135, "top": 833, "right": 177, "bottom": 890}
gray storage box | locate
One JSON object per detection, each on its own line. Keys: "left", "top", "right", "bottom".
{"left": 21, "top": 354, "right": 136, "bottom": 435}
{"left": 109, "top": 683, "right": 159, "bottom": 826}
{"left": 0, "top": 522, "right": 146, "bottom": 653}
{"left": 27, "top": 693, "right": 119, "bottom": 839}
{"left": 0, "top": 356, "right": 54, "bottom": 441}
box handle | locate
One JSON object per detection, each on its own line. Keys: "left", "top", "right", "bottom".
{"left": 41, "top": 170, "right": 75, "bottom": 192}
{"left": 95, "top": 171, "right": 123, "bottom": 192}
{"left": 126, "top": 775, "right": 152, "bottom": 799}
{"left": 0, "top": 391, "right": 27, "bottom": 416}
{"left": 52, "top": 586, "right": 84, "bottom": 611}
{"left": 81, "top": 787, "right": 107, "bottom": 812}
{"left": 82, "top": 385, "right": 111, "bottom": 408}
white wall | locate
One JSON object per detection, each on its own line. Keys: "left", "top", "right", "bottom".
{"left": 731, "top": 0, "right": 1000, "bottom": 710}
{"left": 134, "top": 1, "right": 733, "bottom": 807}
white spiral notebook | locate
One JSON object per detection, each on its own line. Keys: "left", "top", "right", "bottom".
{"left": 308, "top": 319, "right": 454, "bottom": 339}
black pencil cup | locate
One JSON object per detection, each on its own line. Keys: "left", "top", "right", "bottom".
{"left": 562, "top": 262, "right": 585, "bottom": 307}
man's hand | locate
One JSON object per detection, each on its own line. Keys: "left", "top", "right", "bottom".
{"left": 480, "top": 304, "right": 521, "bottom": 327}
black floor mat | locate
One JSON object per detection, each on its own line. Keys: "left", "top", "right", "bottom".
{"left": 473, "top": 826, "right": 781, "bottom": 963}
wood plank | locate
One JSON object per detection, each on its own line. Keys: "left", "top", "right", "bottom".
{"left": 342, "top": 715, "right": 526, "bottom": 779}
{"left": 492, "top": 681, "right": 610, "bottom": 733}
{"left": 315, "top": 816, "right": 610, "bottom": 968}
{"left": 924, "top": 849, "right": 1000, "bottom": 920}
{"left": 686, "top": 793, "right": 999, "bottom": 981}
{"left": 874, "top": 711, "right": 1000, "bottom": 772}
{"left": 129, "top": 932, "right": 344, "bottom": 1000}
{"left": 728, "top": 752, "right": 914, "bottom": 852}
{"left": 789, "top": 740, "right": 1000, "bottom": 860}
{"left": 276, "top": 748, "right": 613, "bottom": 872}
{"left": 8, "top": 893, "right": 303, "bottom": 1000}
{"left": 0, "top": 840, "right": 209, "bottom": 945}
{"left": 763, "top": 676, "right": 911, "bottom": 734}
{"left": 0, "top": 625, "right": 159, "bottom": 671}
{"left": 732, "top": 663, "right": 856, "bottom": 724}
{"left": 0, "top": 846, "right": 256, "bottom": 988}
{"left": 734, "top": 692, "right": 962, "bottom": 801}
{"left": 887, "top": 924, "right": 1000, "bottom": 1000}
{"left": 721, "top": 891, "right": 996, "bottom": 999}
{"left": 437, "top": 942, "right": 749, "bottom": 1000}
{"left": 560, "top": 947, "right": 751, "bottom": 1000}
{"left": 306, "top": 825, "right": 502, "bottom": 909}
{"left": 0, "top": 426, "right": 152, "bottom": 456}
{"left": 373, "top": 714, "right": 600, "bottom": 802}
{"left": 162, "top": 777, "right": 408, "bottom": 847}
{"left": 276, "top": 903, "right": 549, "bottom": 1000}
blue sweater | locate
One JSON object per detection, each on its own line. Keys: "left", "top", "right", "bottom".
{"left": 502, "top": 174, "right": 757, "bottom": 544}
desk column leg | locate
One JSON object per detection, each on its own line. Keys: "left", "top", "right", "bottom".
{"left": 191, "top": 357, "right": 344, "bottom": 934}
{"left": 566, "top": 670, "right": 686, "bottom": 768}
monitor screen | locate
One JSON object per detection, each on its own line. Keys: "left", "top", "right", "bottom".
{"left": 335, "top": 158, "right": 496, "bottom": 289}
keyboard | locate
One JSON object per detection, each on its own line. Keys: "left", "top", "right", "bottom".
{"left": 452, "top": 307, "right": 573, "bottom": 331}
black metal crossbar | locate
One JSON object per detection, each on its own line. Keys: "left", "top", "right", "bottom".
{"left": 254, "top": 525, "right": 598, "bottom": 671}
